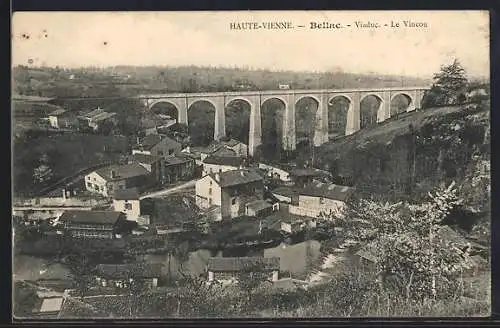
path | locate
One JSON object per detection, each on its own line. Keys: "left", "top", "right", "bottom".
{"left": 139, "top": 180, "right": 196, "bottom": 200}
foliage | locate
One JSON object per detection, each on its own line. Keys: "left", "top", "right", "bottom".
{"left": 422, "top": 59, "right": 468, "bottom": 108}
{"left": 335, "top": 183, "right": 475, "bottom": 299}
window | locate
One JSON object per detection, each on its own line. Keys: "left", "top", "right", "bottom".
{"left": 231, "top": 198, "right": 236, "bottom": 205}
{"left": 208, "top": 188, "right": 212, "bottom": 195}
{"left": 87, "top": 176, "right": 91, "bottom": 181}
{"left": 87, "top": 182, "right": 92, "bottom": 188}
{"left": 157, "top": 151, "right": 164, "bottom": 156}
{"left": 108, "top": 185, "right": 113, "bottom": 191}
{"left": 209, "top": 180, "right": 212, "bottom": 186}
{"left": 219, "top": 169, "right": 222, "bottom": 174}
{"left": 93, "top": 177, "right": 96, "bottom": 181}
{"left": 124, "top": 203, "right": 132, "bottom": 210}
{"left": 319, "top": 197, "right": 325, "bottom": 204}
{"left": 168, "top": 149, "right": 174, "bottom": 155}
{"left": 209, "top": 198, "right": 212, "bottom": 205}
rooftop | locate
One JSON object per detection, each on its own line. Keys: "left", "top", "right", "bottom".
{"left": 131, "top": 153, "right": 162, "bottom": 165}
{"left": 207, "top": 257, "right": 280, "bottom": 272}
{"left": 39, "top": 297, "right": 64, "bottom": 313}
{"left": 95, "top": 262, "right": 163, "bottom": 279}
{"left": 271, "top": 186, "right": 300, "bottom": 198}
{"left": 210, "top": 169, "right": 263, "bottom": 188}
{"left": 113, "top": 188, "right": 140, "bottom": 200}
{"left": 136, "top": 134, "right": 180, "bottom": 151}
{"left": 48, "top": 109, "right": 67, "bottom": 117}
{"left": 300, "top": 182, "right": 355, "bottom": 201}
{"left": 164, "top": 155, "right": 191, "bottom": 166}
{"left": 289, "top": 168, "right": 331, "bottom": 178}
{"left": 91, "top": 111, "right": 117, "bottom": 123}
{"left": 58, "top": 210, "right": 123, "bottom": 225}
{"left": 94, "top": 163, "right": 150, "bottom": 181}
{"left": 203, "top": 155, "right": 243, "bottom": 167}
{"left": 245, "top": 199, "right": 273, "bottom": 212}
{"left": 79, "top": 107, "right": 105, "bottom": 119}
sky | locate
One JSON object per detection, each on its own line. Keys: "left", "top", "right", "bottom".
{"left": 12, "top": 11, "right": 490, "bottom": 78}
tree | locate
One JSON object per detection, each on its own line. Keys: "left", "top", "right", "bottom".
{"left": 335, "top": 183, "right": 475, "bottom": 300}
{"left": 422, "top": 59, "right": 469, "bottom": 108}
{"left": 236, "top": 260, "right": 272, "bottom": 307}
{"left": 33, "top": 164, "right": 53, "bottom": 183}
{"left": 65, "top": 243, "right": 97, "bottom": 300}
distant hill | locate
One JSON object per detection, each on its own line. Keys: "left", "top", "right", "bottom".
{"left": 12, "top": 65, "right": 431, "bottom": 98}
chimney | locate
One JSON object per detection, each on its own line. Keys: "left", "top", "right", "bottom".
{"left": 215, "top": 173, "right": 220, "bottom": 182}
{"left": 110, "top": 170, "right": 117, "bottom": 179}
{"left": 136, "top": 137, "right": 140, "bottom": 145}
{"left": 62, "top": 188, "right": 66, "bottom": 200}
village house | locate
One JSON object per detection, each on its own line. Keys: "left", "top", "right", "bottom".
{"left": 129, "top": 153, "right": 165, "bottom": 184}
{"left": 164, "top": 155, "right": 196, "bottom": 184}
{"left": 259, "top": 163, "right": 293, "bottom": 184}
{"left": 94, "top": 262, "right": 163, "bottom": 289}
{"left": 112, "top": 188, "right": 141, "bottom": 222}
{"left": 289, "top": 168, "right": 332, "bottom": 188}
{"left": 202, "top": 155, "right": 244, "bottom": 176}
{"left": 85, "top": 163, "right": 153, "bottom": 197}
{"left": 47, "top": 109, "right": 75, "bottom": 129}
{"left": 289, "top": 182, "right": 355, "bottom": 219}
{"left": 245, "top": 199, "right": 275, "bottom": 218}
{"left": 58, "top": 210, "right": 125, "bottom": 239}
{"left": 195, "top": 169, "right": 264, "bottom": 220}
{"left": 207, "top": 257, "right": 280, "bottom": 284}
{"left": 132, "top": 134, "right": 182, "bottom": 158}
{"left": 30, "top": 296, "right": 64, "bottom": 319}
{"left": 270, "top": 186, "right": 300, "bottom": 205}
{"left": 209, "top": 138, "right": 249, "bottom": 158}
{"left": 77, "top": 107, "right": 118, "bottom": 132}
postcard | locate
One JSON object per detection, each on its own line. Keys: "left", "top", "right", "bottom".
{"left": 12, "top": 10, "right": 490, "bottom": 319}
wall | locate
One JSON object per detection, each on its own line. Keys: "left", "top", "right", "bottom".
{"left": 195, "top": 175, "right": 221, "bottom": 209}
{"left": 220, "top": 181, "right": 264, "bottom": 219}
{"left": 113, "top": 199, "right": 141, "bottom": 221}
{"left": 14, "top": 196, "right": 106, "bottom": 208}
{"left": 289, "top": 195, "right": 345, "bottom": 218}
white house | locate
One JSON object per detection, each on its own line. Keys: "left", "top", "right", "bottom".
{"left": 195, "top": 169, "right": 264, "bottom": 220}
{"left": 288, "top": 182, "right": 355, "bottom": 219}
{"left": 112, "top": 188, "right": 141, "bottom": 222}
{"left": 85, "top": 164, "right": 152, "bottom": 197}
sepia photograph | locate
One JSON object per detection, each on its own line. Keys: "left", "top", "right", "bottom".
{"left": 11, "top": 10, "right": 490, "bottom": 319}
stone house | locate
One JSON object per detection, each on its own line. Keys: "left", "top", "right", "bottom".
{"left": 207, "top": 257, "right": 280, "bottom": 284}
{"left": 195, "top": 169, "right": 264, "bottom": 220}
{"left": 202, "top": 155, "right": 244, "bottom": 177}
{"left": 94, "top": 262, "right": 163, "bottom": 289}
{"left": 132, "top": 134, "right": 182, "bottom": 158}
{"left": 85, "top": 163, "right": 153, "bottom": 198}
{"left": 112, "top": 188, "right": 141, "bottom": 222}
{"left": 58, "top": 210, "right": 125, "bottom": 239}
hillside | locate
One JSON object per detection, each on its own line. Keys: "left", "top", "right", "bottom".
{"left": 311, "top": 101, "right": 490, "bottom": 205}
{"left": 12, "top": 65, "right": 430, "bottom": 98}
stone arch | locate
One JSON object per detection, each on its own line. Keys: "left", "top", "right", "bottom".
{"left": 187, "top": 98, "right": 218, "bottom": 110}
{"left": 390, "top": 92, "right": 413, "bottom": 117}
{"left": 260, "top": 95, "right": 288, "bottom": 108}
{"left": 260, "top": 97, "right": 287, "bottom": 159}
{"left": 148, "top": 100, "right": 180, "bottom": 122}
{"left": 360, "top": 94, "right": 383, "bottom": 129}
{"left": 187, "top": 99, "right": 217, "bottom": 146}
{"left": 224, "top": 97, "right": 252, "bottom": 144}
{"left": 294, "top": 95, "right": 320, "bottom": 148}
{"left": 327, "top": 94, "right": 352, "bottom": 140}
